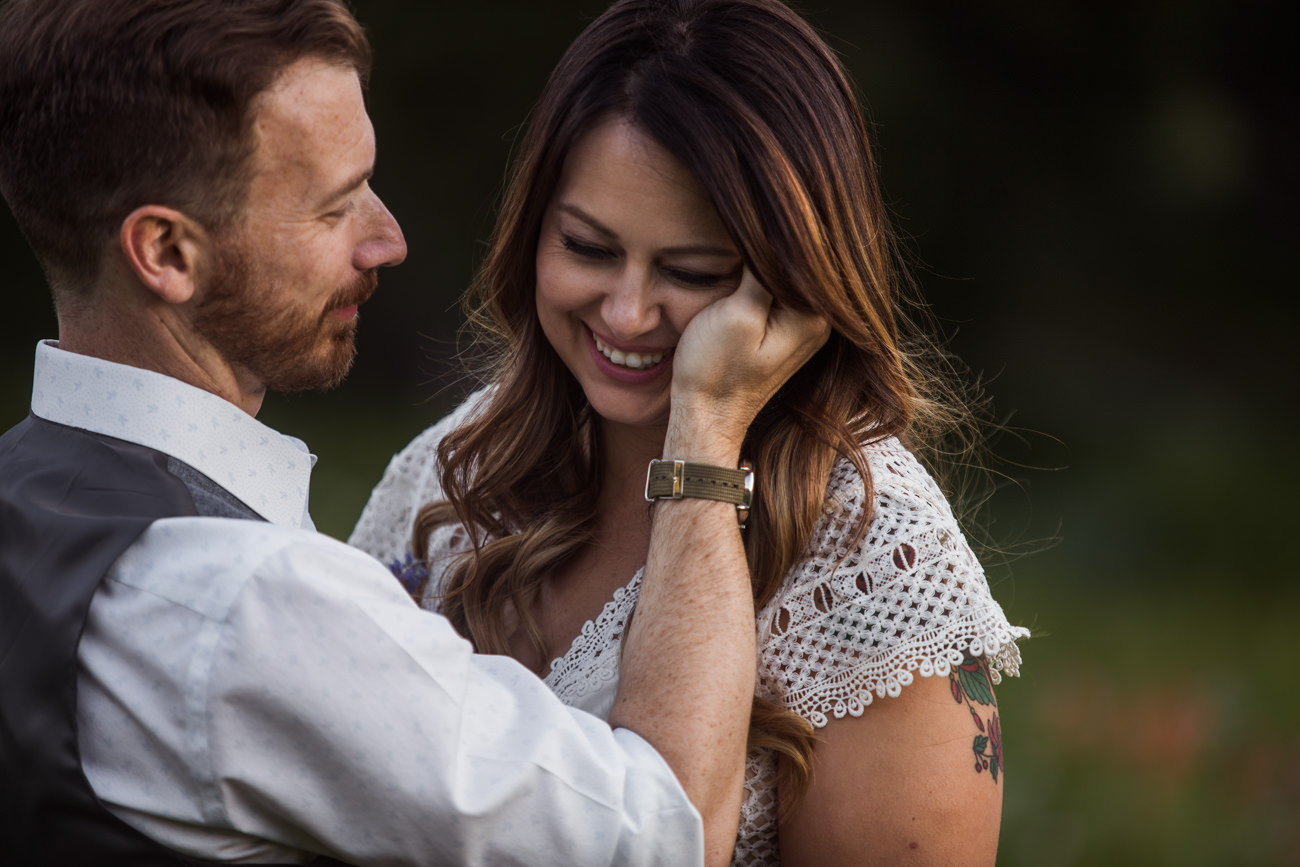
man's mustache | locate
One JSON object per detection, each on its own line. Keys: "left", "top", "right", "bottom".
{"left": 329, "top": 269, "right": 379, "bottom": 313}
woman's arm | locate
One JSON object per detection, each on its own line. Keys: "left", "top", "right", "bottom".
{"left": 764, "top": 441, "right": 1025, "bottom": 867}
{"left": 779, "top": 659, "right": 1004, "bottom": 866}
{"left": 611, "top": 272, "right": 828, "bottom": 867}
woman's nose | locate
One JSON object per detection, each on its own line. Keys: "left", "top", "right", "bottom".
{"left": 601, "top": 269, "right": 659, "bottom": 338}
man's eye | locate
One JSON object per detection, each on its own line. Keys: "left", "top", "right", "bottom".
{"left": 324, "top": 201, "right": 355, "bottom": 221}
{"left": 562, "top": 236, "right": 614, "bottom": 260}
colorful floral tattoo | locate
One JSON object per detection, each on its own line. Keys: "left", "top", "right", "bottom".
{"left": 950, "top": 654, "right": 1002, "bottom": 782}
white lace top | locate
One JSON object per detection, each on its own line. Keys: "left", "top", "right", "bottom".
{"left": 350, "top": 392, "right": 1030, "bottom": 867}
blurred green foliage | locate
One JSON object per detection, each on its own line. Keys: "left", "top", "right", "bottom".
{"left": 2, "top": 0, "right": 1295, "bottom": 863}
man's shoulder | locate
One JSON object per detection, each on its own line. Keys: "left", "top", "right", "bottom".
{"left": 0, "top": 416, "right": 196, "bottom": 542}
{"left": 1, "top": 414, "right": 164, "bottom": 472}
{"left": 0, "top": 413, "right": 32, "bottom": 445}
{"left": 0, "top": 414, "right": 38, "bottom": 466}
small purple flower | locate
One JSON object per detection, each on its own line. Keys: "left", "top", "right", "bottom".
{"left": 388, "top": 551, "right": 429, "bottom": 596}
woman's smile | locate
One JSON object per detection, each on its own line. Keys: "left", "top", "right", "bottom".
{"left": 589, "top": 328, "right": 670, "bottom": 372}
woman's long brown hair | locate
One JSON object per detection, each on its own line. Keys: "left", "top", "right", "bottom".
{"left": 415, "top": 0, "right": 979, "bottom": 815}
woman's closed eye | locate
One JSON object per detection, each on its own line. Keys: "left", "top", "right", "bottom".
{"left": 562, "top": 235, "right": 615, "bottom": 261}
{"left": 562, "top": 234, "right": 733, "bottom": 288}
{"left": 662, "top": 267, "right": 727, "bottom": 288}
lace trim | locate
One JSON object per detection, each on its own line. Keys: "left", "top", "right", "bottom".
{"left": 733, "top": 750, "right": 779, "bottom": 867}
{"left": 761, "top": 597, "right": 1026, "bottom": 728}
{"left": 544, "top": 570, "right": 643, "bottom": 704}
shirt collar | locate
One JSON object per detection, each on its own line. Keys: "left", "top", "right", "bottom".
{"left": 29, "top": 340, "right": 315, "bottom": 529}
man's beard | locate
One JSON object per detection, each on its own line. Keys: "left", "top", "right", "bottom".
{"left": 194, "top": 241, "right": 378, "bottom": 393}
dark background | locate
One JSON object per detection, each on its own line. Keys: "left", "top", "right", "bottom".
{"left": 2, "top": 1, "right": 1295, "bottom": 862}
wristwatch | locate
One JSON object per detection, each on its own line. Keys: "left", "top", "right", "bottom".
{"left": 644, "top": 459, "right": 754, "bottom": 528}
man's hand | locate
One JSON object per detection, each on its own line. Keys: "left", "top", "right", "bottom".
{"left": 669, "top": 269, "right": 830, "bottom": 459}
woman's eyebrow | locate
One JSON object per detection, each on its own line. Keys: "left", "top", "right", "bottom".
{"left": 556, "top": 202, "right": 616, "bottom": 238}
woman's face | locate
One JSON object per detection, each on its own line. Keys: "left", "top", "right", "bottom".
{"left": 536, "top": 117, "right": 743, "bottom": 433}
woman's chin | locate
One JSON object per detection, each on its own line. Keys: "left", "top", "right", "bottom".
{"left": 584, "top": 394, "right": 672, "bottom": 433}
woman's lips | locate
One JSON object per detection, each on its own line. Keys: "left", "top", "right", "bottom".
{"left": 585, "top": 327, "right": 673, "bottom": 383}
{"left": 591, "top": 332, "right": 668, "bottom": 370}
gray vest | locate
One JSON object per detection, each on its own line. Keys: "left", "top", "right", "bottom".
{"left": 0, "top": 415, "right": 349, "bottom": 866}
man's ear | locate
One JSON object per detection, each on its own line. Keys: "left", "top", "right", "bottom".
{"left": 119, "top": 206, "right": 209, "bottom": 305}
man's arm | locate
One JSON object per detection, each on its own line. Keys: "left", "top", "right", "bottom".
{"left": 610, "top": 272, "right": 828, "bottom": 867}
{"left": 82, "top": 520, "right": 708, "bottom": 867}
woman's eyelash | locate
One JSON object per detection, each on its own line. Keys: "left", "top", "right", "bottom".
{"left": 562, "top": 235, "right": 724, "bottom": 287}
{"left": 562, "top": 236, "right": 614, "bottom": 260}
{"left": 664, "top": 268, "right": 722, "bottom": 288}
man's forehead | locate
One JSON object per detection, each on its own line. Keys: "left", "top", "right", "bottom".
{"left": 246, "top": 58, "right": 373, "bottom": 178}
{"left": 254, "top": 58, "right": 367, "bottom": 135}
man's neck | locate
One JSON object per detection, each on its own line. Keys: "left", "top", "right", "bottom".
{"left": 57, "top": 315, "right": 266, "bottom": 417}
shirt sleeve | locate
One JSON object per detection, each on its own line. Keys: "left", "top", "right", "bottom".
{"left": 79, "top": 518, "right": 703, "bottom": 866}
{"left": 755, "top": 443, "right": 1030, "bottom": 729}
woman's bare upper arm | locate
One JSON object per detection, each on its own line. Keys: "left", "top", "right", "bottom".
{"left": 778, "top": 659, "right": 1004, "bottom": 867}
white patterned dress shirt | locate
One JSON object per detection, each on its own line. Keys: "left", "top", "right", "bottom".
{"left": 26, "top": 341, "right": 702, "bottom": 866}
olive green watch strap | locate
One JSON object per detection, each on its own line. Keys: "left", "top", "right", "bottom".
{"left": 644, "top": 459, "right": 754, "bottom": 527}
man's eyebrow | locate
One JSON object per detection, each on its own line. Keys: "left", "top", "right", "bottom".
{"left": 556, "top": 202, "right": 738, "bottom": 257}
{"left": 316, "top": 167, "right": 373, "bottom": 209}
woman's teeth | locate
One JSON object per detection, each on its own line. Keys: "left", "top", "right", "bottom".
{"left": 593, "top": 334, "right": 666, "bottom": 370}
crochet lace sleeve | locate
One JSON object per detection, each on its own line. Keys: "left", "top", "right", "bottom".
{"left": 755, "top": 438, "right": 1029, "bottom": 729}
{"left": 347, "top": 390, "right": 489, "bottom": 595}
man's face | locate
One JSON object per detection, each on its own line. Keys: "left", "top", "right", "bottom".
{"left": 192, "top": 57, "right": 406, "bottom": 393}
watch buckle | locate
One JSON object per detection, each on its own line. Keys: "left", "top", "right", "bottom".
{"left": 644, "top": 459, "right": 686, "bottom": 501}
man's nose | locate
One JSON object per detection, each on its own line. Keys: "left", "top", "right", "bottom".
{"left": 355, "top": 193, "right": 407, "bottom": 270}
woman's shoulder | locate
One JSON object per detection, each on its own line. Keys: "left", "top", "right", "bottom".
{"left": 807, "top": 435, "right": 966, "bottom": 564}
{"left": 829, "top": 435, "right": 957, "bottom": 521}
{"left": 756, "top": 435, "right": 1028, "bottom": 727}
{"left": 347, "top": 385, "right": 493, "bottom": 564}
{"left": 804, "top": 435, "right": 965, "bottom": 569}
